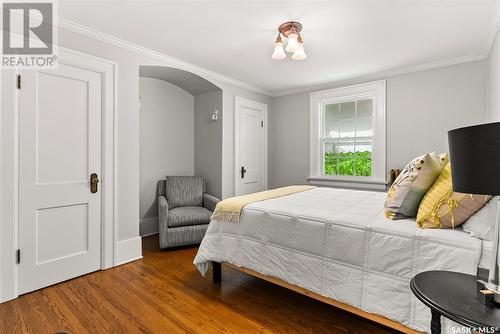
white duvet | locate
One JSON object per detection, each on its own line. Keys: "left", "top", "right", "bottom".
{"left": 194, "top": 187, "right": 483, "bottom": 333}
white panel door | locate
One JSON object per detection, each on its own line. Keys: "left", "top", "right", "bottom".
{"left": 235, "top": 97, "right": 268, "bottom": 196}
{"left": 18, "top": 63, "right": 102, "bottom": 294}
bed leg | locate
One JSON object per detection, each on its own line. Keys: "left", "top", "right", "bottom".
{"left": 212, "top": 262, "right": 221, "bottom": 283}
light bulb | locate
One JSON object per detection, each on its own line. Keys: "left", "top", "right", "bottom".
{"left": 292, "top": 36, "right": 306, "bottom": 60}
{"left": 271, "top": 35, "right": 286, "bottom": 60}
{"left": 285, "top": 32, "right": 300, "bottom": 52}
{"left": 292, "top": 47, "right": 306, "bottom": 60}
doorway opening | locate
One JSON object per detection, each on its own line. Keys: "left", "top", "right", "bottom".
{"left": 138, "top": 66, "right": 223, "bottom": 236}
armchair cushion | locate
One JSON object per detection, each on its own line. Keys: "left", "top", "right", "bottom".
{"left": 158, "top": 195, "right": 169, "bottom": 228}
{"left": 203, "top": 193, "right": 220, "bottom": 212}
{"left": 165, "top": 176, "right": 204, "bottom": 209}
{"left": 167, "top": 206, "right": 212, "bottom": 228}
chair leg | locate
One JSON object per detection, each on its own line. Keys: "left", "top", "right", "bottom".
{"left": 212, "top": 262, "right": 221, "bottom": 283}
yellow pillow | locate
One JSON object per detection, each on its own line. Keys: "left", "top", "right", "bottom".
{"left": 416, "top": 163, "right": 491, "bottom": 229}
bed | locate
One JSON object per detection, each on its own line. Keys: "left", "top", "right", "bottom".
{"left": 193, "top": 187, "right": 487, "bottom": 333}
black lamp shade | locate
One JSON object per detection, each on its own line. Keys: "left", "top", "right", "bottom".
{"left": 448, "top": 122, "right": 500, "bottom": 196}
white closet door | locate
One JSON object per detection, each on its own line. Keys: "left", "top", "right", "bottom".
{"left": 235, "top": 97, "right": 268, "bottom": 196}
{"left": 18, "top": 62, "right": 102, "bottom": 294}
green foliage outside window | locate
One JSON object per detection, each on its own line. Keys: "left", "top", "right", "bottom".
{"left": 324, "top": 151, "right": 372, "bottom": 176}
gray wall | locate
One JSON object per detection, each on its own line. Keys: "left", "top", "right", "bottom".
{"left": 489, "top": 28, "right": 500, "bottom": 121}
{"left": 270, "top": 92, "right": 311, "bottom": 187}
{"left": 194, "top": 91, "right": 223, "bottom": 198}
{"left": 139, "top": 78, "right": 194, "bottom": 225}
{"left": 43, "top": 26, "right": 270, "bottom": 242}
{"left": 387, "top": 62, "right": 486, "bottom": 169}
{"left": 55, "top": 29, "right": 144, "bottom": 242}
{"left": 269, "top": 61, "right": 488, "bottom": 188}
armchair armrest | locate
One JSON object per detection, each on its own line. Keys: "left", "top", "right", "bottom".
{"left": 158, "top": 195, "right": 169, "bottom": 227}
{"left": 203, "top": 193, "right": 220, "bottom": 212}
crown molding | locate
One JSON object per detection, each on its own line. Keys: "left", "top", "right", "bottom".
{"left": 270, "top": 0, "right": 500, "bottom": 97}
{"left": 53, "top": 4, "right": 500, "bottom": 99}
{"left": 271, "top": 53, "right": 487, "bottom": 97}
{"left": 53, "top": 16, "right": 272, "bottom": 96}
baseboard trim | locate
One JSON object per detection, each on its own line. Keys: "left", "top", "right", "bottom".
{"left": 116, "top": 236, "right": 143, "bottom": 266}
{"left": 141, "top": 231, "right": 159, "bottom": 237}
{"left": 140, "top": 216, "right": 158, "bottom": 236}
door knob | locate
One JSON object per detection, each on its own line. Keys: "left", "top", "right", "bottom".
{"left": 241, "top": 166, "right": 247, "bottom": 179}
{"left": 90, "top": 173, "right": 99, "bottom": 193}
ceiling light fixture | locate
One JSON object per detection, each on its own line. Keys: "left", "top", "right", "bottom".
{"left": 271, "top": 34, "right": 286, "bottom": 60}
{"left": 272, "top": 21, "right": 306, "bottom": 60}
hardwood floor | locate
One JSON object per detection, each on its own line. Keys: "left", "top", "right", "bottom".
{"left": 0, "top": 235, "right": 399, "bottom": 334}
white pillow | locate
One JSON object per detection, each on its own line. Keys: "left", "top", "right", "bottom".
{"left": 462, "top": 196, "right": 499, "bottom": 241}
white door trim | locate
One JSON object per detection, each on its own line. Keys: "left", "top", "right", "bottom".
{"left": 0, "top": 47, "right": 117, "bottom": 302}
{"left": 234, "top": 96, "right": 268, "bottom": 196}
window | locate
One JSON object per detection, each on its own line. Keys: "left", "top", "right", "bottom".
{"left": 309, "top": 80, "right": 386, "bottom": 189}
{"left": 322, "top": 99, "right": 373, "bottom": 177}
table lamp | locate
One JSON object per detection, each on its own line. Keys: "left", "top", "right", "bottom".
{"left": 448, "top": 122, "right": 500, "bottom": 298}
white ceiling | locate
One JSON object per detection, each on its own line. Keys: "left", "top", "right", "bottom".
{"left": 58, "top": 1, "right": 500, "bottom": 96}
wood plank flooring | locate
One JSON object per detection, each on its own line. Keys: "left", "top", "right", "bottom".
{"left": 0, "top": 235, "right": 399, "bottom": 334}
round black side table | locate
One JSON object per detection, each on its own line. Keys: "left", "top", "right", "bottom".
{"left": 410, "top": 271, "right": 500, "bottom": 334}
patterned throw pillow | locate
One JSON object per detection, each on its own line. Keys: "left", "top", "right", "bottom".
{"left": 416, "top": 163, "right": 491, "bottom": 229}
{"left": 385, "top": 153, "right": 448, "bottom": 220}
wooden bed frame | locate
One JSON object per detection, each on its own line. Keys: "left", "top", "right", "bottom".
{"left": 212, "top": 262, "right": 422, "bottom": 334}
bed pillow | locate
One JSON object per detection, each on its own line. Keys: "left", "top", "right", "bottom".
{"left": 416, "top": 163, "right": 492, "bottom": 229}
{"left": 385, "top": 152, "right": 447, "bottom": 220}
{"left": 462, "top": 196, "right": 499, "bottom": 240}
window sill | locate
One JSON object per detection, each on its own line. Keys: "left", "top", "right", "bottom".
{"left": 307, "top": 176, "right": 388, "bottom": 191}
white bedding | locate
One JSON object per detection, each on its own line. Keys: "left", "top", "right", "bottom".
{"left": 480, "top": 240, "right": 493, "bottom": 269}
{"left": 194, "top": 187, "right": 484, "bottom": 333}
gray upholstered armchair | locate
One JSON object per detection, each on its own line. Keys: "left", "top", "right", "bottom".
{"left": 157, "top": 176, "right": 220, "bottom": 249}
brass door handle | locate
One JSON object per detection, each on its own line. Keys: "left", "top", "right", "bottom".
{"left": 90, "top": 173, "right": 99, "bottom": 193}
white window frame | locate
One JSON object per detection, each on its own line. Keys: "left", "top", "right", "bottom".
{"left": 309, "top": 80, "right": 387, "bottom": 190}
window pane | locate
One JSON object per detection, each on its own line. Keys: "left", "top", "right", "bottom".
{"left": 325, "top": 122, "right": 339, "bottom": 138}
{"left": 355, "top": 153, "right": 372, "bottom": 176}
{"left": 323, "top": 142, "right": 338, "bottom": 175}
{"left": 337, "top": 144, "right": 354, "bottom": 153}
{"left": 320, "top": 97, "right": 376, "bottom": 177}
{"left": 355, "top": 143, "right": 372, "bottom": 176}
{"left": 338, "top": 157, "right": 355, "bottom": 176}
{"left": 355, "top": 144, "right": 372, "bottom": 153}
{"left": 324, "top": 103, "right": 340, "bottom": 138}
{"left": 357, "top": 99, "right": 372, "bottom": 118}
{"left": 356, "top": 117, "right": 373, "bottom": 137}
{"left": 339, "top": 119, "right": 355, "bottom": 138}
{"left": 324, "top": 153, "right": 338, "bottom": 175}
{"left": 338, "top": 146, "right": 356, "bottom": 176}
{"left": 340, "top": 101, "right": 355, "bottom": 119}
{"left": 325, "top": 103, "right": 340, "bottom": 121}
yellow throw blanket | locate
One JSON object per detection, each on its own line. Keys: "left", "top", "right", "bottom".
{"left": 211, "top": 185, "right": 316, "bottom": 223}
